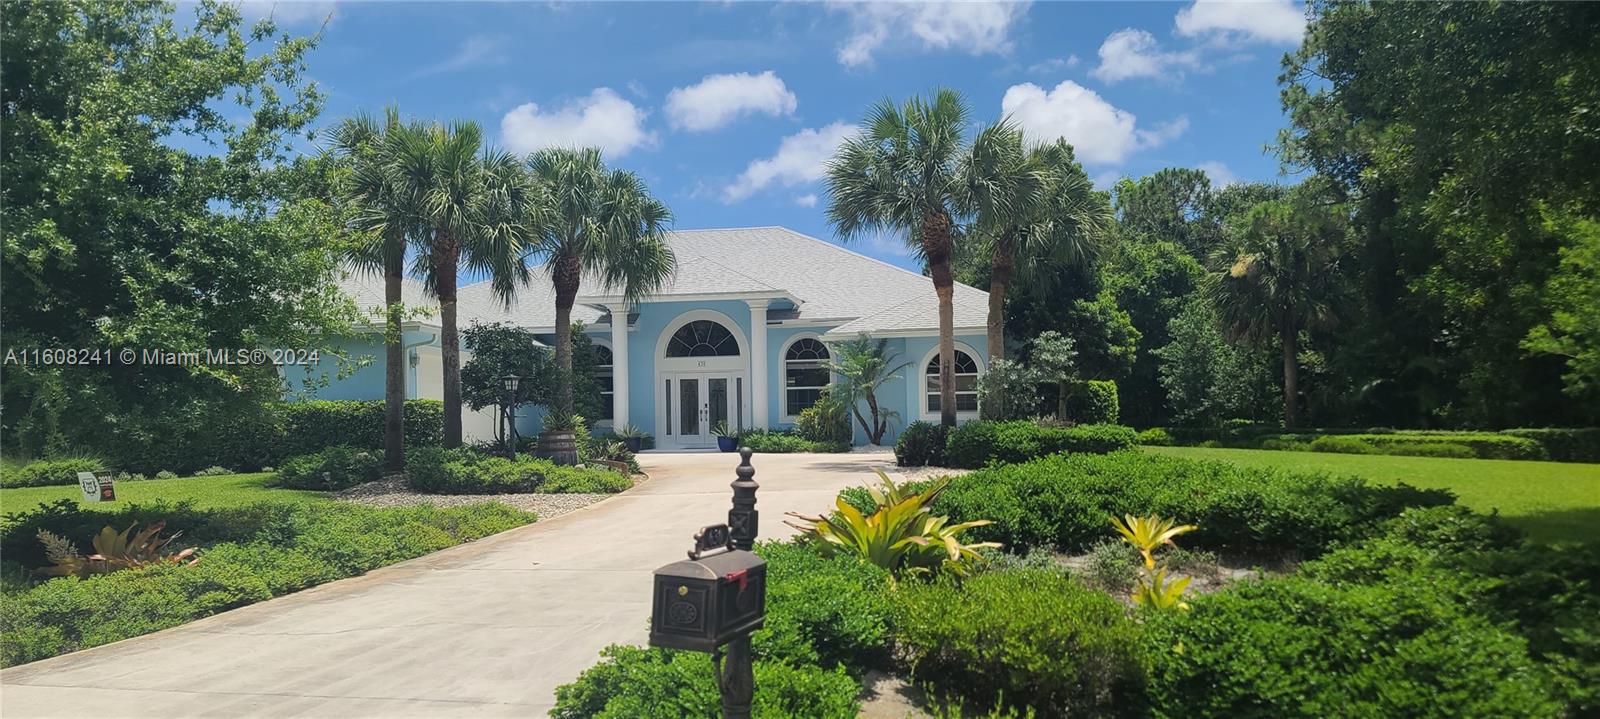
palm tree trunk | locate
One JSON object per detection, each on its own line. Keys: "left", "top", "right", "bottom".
{"left": 865, "top": 391, "right": 884, "bottom": 444}
{"left": 1281, "top": 325, "right": 1298, "bottom": 429}
{"left": 552, "top": 252, "right": 581, "bottom": 416}
{"left": 923, "top": 211, "right": 958, "bottom": 428}
{"left": 382, "top": 244, "right": 406, "bottom": 472}
{"left": 984, "top": 233, "right": 1014, "bottom": 420}
{"left": 437, "top": 232, "right": 463, "bottom": 448}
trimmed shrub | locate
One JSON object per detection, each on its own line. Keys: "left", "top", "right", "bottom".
{"left": 1142, "top": 574, "right": 1564, "bottom": 718}
{"left": 1503, "top": 428, "right": 1600, "bottom": 463}
{"left": 738, "top": 429, "right": 849, "bottom": 454}
{"left": 191, "top": 466, "right": 233, "bottom": 477}
{"left": 1360, "top": 433, "right": 1546, "bottom": 460}
{"left": 550, "top": 644, "right": 860, "bottom": 719}
{"left": 1308, "top": 435, "right": 1376, "bottom": 454}
{"left": 795, "top": 401, "right": 852, "bottom": 445}
{"left": 933, "top": 451, "right": 1452, "bottom": 556}
{"left": 1067, "top": 379, "right": 1119, "bottom": 425}
{"left": 895, "top": 570, "right": 1147, "bottom": 718}
{"left": 943, "top": 421, "right": 1137, "bottom": 469}
{"left": 0, "top": 457, "right": 103, "bottom": 488}
{"left": 405, "top": 448, "right": 630, "bottom": 495}
{"left": 1383, "top": 441, "right": 1476, "bottom": 458}
{"left": 755, "top": 541, "right": 896, "bottom": 672}
{"left": 894, "top": 421, "right": 948, "bottom": 467}
{"left": 1135, "top": 427, "right": 1173, "bottom": 446}
{"left": 268, "top": 446, "right": 383, "bottom": 491}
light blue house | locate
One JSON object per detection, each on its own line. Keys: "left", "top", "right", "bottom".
{"left": 316, "top": 227, "right": 990, "bottom": 448}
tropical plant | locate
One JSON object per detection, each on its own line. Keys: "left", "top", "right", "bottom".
{"left": 36, "top": 521, "right": 198, "bottom": 578}
{"left": 711, "top": 421, "right": 736, "bottom": 439}
{"left": 1132, "top": 567, "right": 1192, "bottom": 611}
{"left": 523, "top": 147, "right": 675, "bottom": 417}
{"left": 786, "top": 471, "right": 998, "bottom": 577}
{"left": 386, "top": 118, "right": 538, "bottom": 447}
{"left": 1111, "top": 514, "right": 1197, "bottom": 570}
{"left": 827, "top": 88, "right": 1011, "bottom": 427}
{"left": 974, "top": 358, "right": 1041, "bottom": 422}
{"left": 822, "top": 334, "right": 911, "bottom": 445}
{"left": 795, "top": 391, "right": 853, "bottom": 444}
{"left": 614, "top": 424, "right": 647, "bottom": 439}
{"left": 1206, "top": 189, "right": 1348, "bottom": 427}
{"left": 542, "top": 409, "right": 579, "bottom": 432}
{"left": 1029, "top": 331, "right": 1081, "bottom": 420}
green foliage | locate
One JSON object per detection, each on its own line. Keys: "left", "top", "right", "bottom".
{"left": 0, "top": 457, "right": 102, "bottom": 488}
{"left": 405, "top": 447, "right": 630, "bottom": 495}
{"left": 894, "top": 421, "right": 949, "bottom": 467}
{"left": 738, "top": 429, "right": 849, "bottom": 454}
{"left": 795, "top": 395, "right": 852, "bottom": 445}
{"left": 1083, "top": 539, "right": 1141, "bottom": 594}
{"left": 1136, "top": 428, "right": 1174, "bottom": 446}
{"left": 822, "top": 334, "right": 910, "bottom": 444}
{"left": 1, "top": 501, "right": 532, "bottom": 666}
{"left": 1503, "top": 428, "right": 1600, "bottom": 463}
{"left": 154, "top": 471, "right": 178, "bottom": 480}
{"left": 943, "top": 421, "right": 1137, "bottom": 469}
{"left": 1522, "top": 216, "right": 1600, "bottom": 404}
{"left": 268, "top": 446, "right": 383, "bottom": 491}
{"left": 1154, "top": 301, "right": 1280, "bottom": 425}
{"left": 895, "top": 570, "right": 1147, "bottom": 718}
{"left": 192, "top": 467, "right": 232, "bottom": 477}
{"left": 786, "top": 473, "right": 997, "bottom": 577}
{"left": 36, "top": 521, "right": 198, "bottom": 579}
{"left": 1068, "top": 379, "right": 1120, "bottom": 424}
{"left": 975, "top": 359, "right": 1041, "bottom": 421}
{"left": 754, "top": 541, "right": 896, "bottom": 672}
{"left": 1308, "top": 435, "right": 1375, "bottom": 455}
{"left": 933, "top": 451, "right": 1452, "bottom": 556}
{"left": 460, "top": 322, "right": 556, "bottom": 412}
{"left": 550, "top": 644, "right": 860, "bottom": 719}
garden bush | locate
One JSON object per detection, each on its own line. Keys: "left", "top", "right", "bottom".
{"left": 932, "top": 451, "right": 1452, "bottom": 556}
{"left": 894, "top": 570, "right": 1147, "bottom": 718}
{"left": 1135, "top": 427, "right": 1173, "bottom": 446}
{"left": 1308, "top": 435, "right": 1376, "bottom": 454}
{"left": 0, "top": 457, "right": 103, "bottom": 488}
{"left": 943, "top": 421, "right": 1137, "bottom": 469}
{"left": 405, "top": 448, "right": 630, "bottom": 495}
{"left": 1382, "top": 441, "right": 1476, "bottom": 458}
{"left": 0, "top": 500, "right": 532, "bottom": 666}
{"left": 737, "top": 429, "right": 849, "bottom": 454}
{"left": 1066, "top": 379, "right": 1119, "bottom": 425}
{"left": 754, "top": 541, "right": 896, "bottom": 672}
{"left": 550, "top": 644, "right": 860, "bottom": 719}
{"left": 1503, "top": 428, "right": 1600, "bottom": 463}
{"left": 894, "top": 421, "right": 948, "bottom": 466}
{"left": 795, "top": 401, "right": 852, "bottom": 445}
{"left": 268, "top": 446, "right": 383, "bottom": 491}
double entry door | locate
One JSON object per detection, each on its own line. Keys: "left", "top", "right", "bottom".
{"left": 667, "top": 372, "right": 742, "bottom": 449}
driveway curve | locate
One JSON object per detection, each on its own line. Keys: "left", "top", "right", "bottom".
{"left": 0, "top": 451, "right": 894, "bottom": 718}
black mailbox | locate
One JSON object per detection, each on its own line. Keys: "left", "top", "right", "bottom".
{"left": 649, "top": 524, "right": 766, "bottom": 652}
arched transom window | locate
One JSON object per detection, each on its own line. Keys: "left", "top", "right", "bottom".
{"left": 665, "top": 320, "right": 741, "bottom": 357}
{"left": 926, "top": 349, "right": 979, "bottom": 414}
{"left": 783, "top": 338, "right": 830, "bottom": 416}
{"left": 593, "top": 344, "right": 614, "bottom": 422}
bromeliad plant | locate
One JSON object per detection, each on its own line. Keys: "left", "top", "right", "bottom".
{"left": 786, "top": 471, "right": 999, "bottom": 577}
{"left": 1111, "top": 513, "right": 1197, "bottom": 611}
{"left": 36, "top": 521, "right": 199, "bottom": 579}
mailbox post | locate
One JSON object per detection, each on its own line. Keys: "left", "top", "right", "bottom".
{"left": 649, "top": 447, "right": 763, "bottom": 719}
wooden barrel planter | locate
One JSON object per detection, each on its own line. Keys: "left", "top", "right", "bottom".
{"left": 536, "top": 429, "right": 580, "bottom": 466}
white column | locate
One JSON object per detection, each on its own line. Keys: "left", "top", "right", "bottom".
{"left": 748, "top": 300, "right": 770, "bottom": 430}
{"left": 607, "top": 304, "right": 630, "bottom": 428}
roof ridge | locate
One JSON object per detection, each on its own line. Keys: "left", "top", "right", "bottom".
{"left": 759, "top": 227, "right": 988, "bottom": 298}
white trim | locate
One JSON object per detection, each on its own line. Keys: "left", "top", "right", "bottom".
{"left": 653, "top": 309, "right": 752, "bottom": 448}
{"left": 577, "top": 289, "right": 802, "bottom": 308}
{"left": 778, "top": 332, "right": 830, "bottom": 421}
{"left": 917, "top": 341, "right": 985, "bottom": 421}
{"left": 748, "top": 300, "right": 770, "bottom": 430}
{"left": 822, "top": 325, "right": 987, "bottom": 340}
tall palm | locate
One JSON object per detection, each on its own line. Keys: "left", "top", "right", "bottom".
{"left": 823, "top": 334, "right": 912, "bottom": 445}
{"left": 325, "top": 108, "right": 416, "bottom": 472}
{"left": 1206, "top": 195, "right": 1346, "bottom": 428}
{"left": 971, "top": 135, "right": 1113, "bottom": 418}
{"left": 388, "top": 119, "right": 537, "bottom": 447}
{"left": 523, "top": 147, "right": 674, "bottom": 416}
{"left": 827, "top": 89, "right": 1007, "bottom": 428}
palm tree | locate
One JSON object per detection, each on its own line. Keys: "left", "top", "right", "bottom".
{"left": 523, "top": 147, "right": 674, "bottom": 417}
{"left": 827, "top": 89, "right": 1008, "bottom": 428}
{"left": 970, "top": 135, "right": 1113, "bottom": 418}
{"left": 388, "top": 119, "right": 537, "bottom": 447}
{"left": 325, "top": 108, "right": 415, "bottom": 472}
{"left": 824, "top": 334, "right": 912, "bottom": 445}
{"left": 1206, "top": 195, "right": 1346, "bottom": 428}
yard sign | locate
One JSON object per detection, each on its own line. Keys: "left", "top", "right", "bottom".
{"left": 77, "top": 471, "right": 116, "bottom": 503}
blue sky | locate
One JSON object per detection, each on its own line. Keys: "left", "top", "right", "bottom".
{"left": 247, "top": 0, "right": 1307, "bottom": 271}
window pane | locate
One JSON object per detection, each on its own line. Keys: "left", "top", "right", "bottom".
{"left": 955, "top": 393, "right": 978, "bottom": 412}
{"left": 927, "top": 393, "right": 941, "bottom": 412}
{"left": 787, "top": 388, "right": 822, "bottom": 413}
{"left": 786, "top": 365, "right": 829, "bottom": 388}
{"left": 953, "top": 375, "right": 977, "bottom": 392}
{"left": 600, "top": 391, "right": 614, "bottom": 421}
{"left": 664, "top": 380, "right": 672, "bottom": 435}
{"left": 667, "top": 320, "right": 740, "bottom": 357}
{"left": 785, "top": 338, "right": 829, "bottom": 361}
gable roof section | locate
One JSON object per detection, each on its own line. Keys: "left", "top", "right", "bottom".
{"left": 336, "top": 268, "right": 440, "bottom": 326}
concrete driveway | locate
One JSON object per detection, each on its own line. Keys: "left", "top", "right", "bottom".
{"left": 0, "top": 450, "right": 893, "bottom": 718}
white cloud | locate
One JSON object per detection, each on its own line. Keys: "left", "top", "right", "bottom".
{"left": 500, "top": 88, "right": 656, "bottom": 158}
{"left": 1197, "top": 161, "right": 1239, "bottom": 187}
{"left": 410, "top": 35, "right": 506, "bottom": 79}
{"left": 830, "top": 1, "right": 1029, "bottom": 67}
{"left": 1175, "top": 0, "right": 1306, "bottom": 44}
{"left": 794, "top": 193, "right": 819, "bottom": 208}
{"left": 236, "top": 1, "right": 337, "bottom": 26}
{"left": 1090, "top": 28, "right": 1203, "bottom": 84}
{"left": 665, "top": 71, "right": 798, "bottom": 132}
{"left": 1027, "top": 54, "right": 1081, "bottom": 75}
{"left": 723, "top": 122, "right": 858, "bottom": 202}
{"left": 1000, "top": 80, "right": 1188, "bottom": 165}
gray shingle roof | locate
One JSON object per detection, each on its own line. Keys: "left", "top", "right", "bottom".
{"left": 340, "top": 227, "right": 988, "bottom": 335}
{"left": 335, "top": 268, "right": 439, "bottom": 325}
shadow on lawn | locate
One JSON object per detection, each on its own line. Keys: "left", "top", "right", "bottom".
{"left": 1508, "top": 506, "right": 1600, "bottom": 545}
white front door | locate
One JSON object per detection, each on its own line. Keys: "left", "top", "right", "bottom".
{"left": 666, "top": 372, "right": 740, "bottom": 448}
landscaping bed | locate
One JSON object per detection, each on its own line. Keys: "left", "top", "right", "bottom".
{"left": 1139, "top": 425, "right": 1600, "bottom": 463}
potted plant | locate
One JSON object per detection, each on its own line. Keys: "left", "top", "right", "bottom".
{"left": 615, "top": 424, "right": 648, "bottom": 453}
{"left": 537, "top": 409, "right": 582, "bottom": 466}
{"left": 711, "top": 421, "right": 739, "bottom": 452}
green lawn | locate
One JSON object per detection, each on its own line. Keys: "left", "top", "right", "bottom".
{"left": 0, "top": 473, "right": 328, "bottom": 516}
{"left": 1146, "top": 446, "right": 1600, "bottom": 544}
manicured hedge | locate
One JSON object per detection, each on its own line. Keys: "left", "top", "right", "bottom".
{"left": 1503, "top": 428, "right": 1600, "bottom": 463}
{"left": 0, "top": 500, "right": 532, "bottom": 666}
{"left": 1067, "top": 379, "right": 1120, "bottom": 425}
{"left": 943, "top": 421, "right": 1138, "bottom": 469}
{"left": 894, "top": 421, "right": 948, "bottom": 467}
{"left": 1145, "top": 425, "right": 1600, "bottom": 462}
{"left": 550, "top": 645, "right": 860, "bottom": 719}
{"left": 932, "top": 451, "right": 1452, "bottom": 556}
{"left": 0, "top": 457, "right": 103, "bottom": 488}
{"left": 406, "top": 447, "right": 631, "bottom": 495}
{"left": 738, "top": 429, "right": 850, "bottom": 454}
{"left": 267, "top": 446, "right": 383, "bottom": 491}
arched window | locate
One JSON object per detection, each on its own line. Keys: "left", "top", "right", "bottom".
{"left": 665, "top": 320, "right": 740, "bottom": 357}
{"left": 594, "top": 344, "right": 614, "bottom": 422}
{"left": 926, "top": 349, "right": 979, "bottom": 414}
{"left": 783, "top": 337, "right": 830, "bottom": 417}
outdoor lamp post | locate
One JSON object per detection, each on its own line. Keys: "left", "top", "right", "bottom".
{"left": 501, "top": 374, "right": 521, "bottom": 456}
